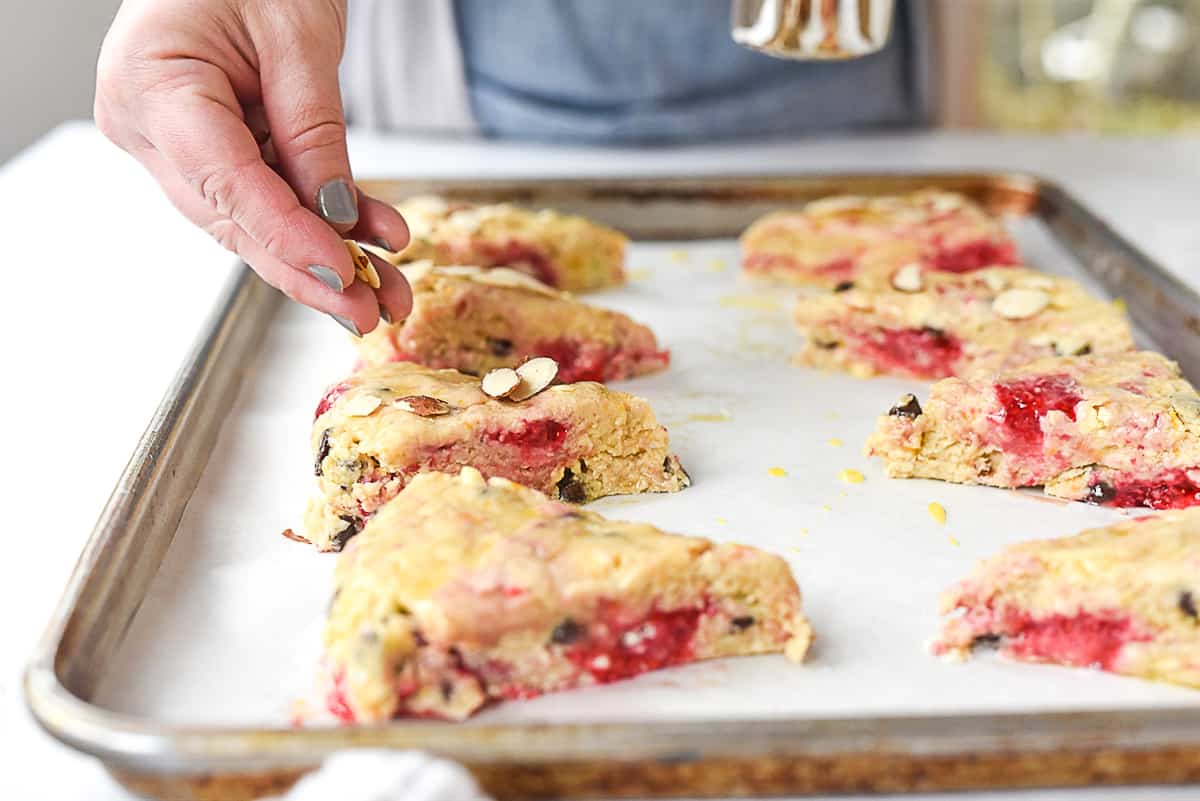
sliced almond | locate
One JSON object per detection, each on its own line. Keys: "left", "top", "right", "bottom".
{"left": 890, "top": 263, "right": 924, "bottom": 293}
{"left": 280, "top": 528, "right": 311, "bottom": 544}
{"left": 481, "top": 367, "right": 521, "bottom": 398}
{"left": 981, "top": 271, "right": 1010, "bottom": 294}
{"left": 468, "top": 267, "right": 561, "bottom": 297}
{"left": 992, "top": 288, "right": 1049, "bottom": 320}
{"left": 394, "top": 395, "right": 451, "bottom": 416}
{"left": 343, "top": 394, "right": 382, "bottom": 417}
{"left": 436, "top": 265, "right": 485, "bottom": 278}
{"left": 510, "top": 357, "right": 559, "bottom": 401}
{"left": 1053, "top": 336, "right": 1092, "bottom": 357}
{"left": 344, "top": 240, "right": 381, "bottom": 289}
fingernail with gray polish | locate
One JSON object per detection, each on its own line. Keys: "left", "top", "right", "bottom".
{"left": 329, "top": 314, "right": 361, "bottom": 337}
{"left": 373, "top": 237, "right": 393, "bottom": 251}
{"left": 308, "top": 264, "right": 345, "bottom": 292}
{"left": 379, "top": 304, "right": 393, "bottom": 324}
{"left": 316, "top": 178, "right": 358, "bottom": 226}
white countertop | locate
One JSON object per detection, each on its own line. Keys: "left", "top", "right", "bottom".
{"left": 1, "top": 121, "right": 1197, "bottom": 801}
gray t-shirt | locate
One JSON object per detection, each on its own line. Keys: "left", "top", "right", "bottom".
{"left": 454, "top": 0, "right": 931, "bottom": 143}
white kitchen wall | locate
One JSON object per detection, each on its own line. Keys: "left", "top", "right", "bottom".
{"left": 0, "top": 0, "right": 121, "bottom": 164}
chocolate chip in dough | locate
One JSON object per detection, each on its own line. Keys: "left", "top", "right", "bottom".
{"left": 330, "top": 515, "right": 362, "bottom": 551}
{"left": 551, "top": 618, "right": 585, "bottom": 645}
{"left": 888, "top": 394, "right": 923, "bottom": 419}
{"left": 314, "top": 428, "right": 332, "bottom": 476}
{"left": 730, "top": 616, "right": 755, "bottom": 631}
{"left": 1180, "top": 591, "right": 1197, "bottom": 620}
{"left": 1085, "top": 481, "right": 1116, "bottom": 505}
{"left": 921, "top": 325, "right": 949, "bottom": 340}
{"left": 440, "top": 680, "right": 454, "bottom": 701}
{"left": 556, "top": 468, "right": 587, "bottom": 504}
{"left": 813, "top": 338, "right": 841, "bottom": 350}
{"left": 833, "top": 281, "right": 855, "bottom": 293}
{"left": 487, "top": 337, "right": 514, "bottom": 357}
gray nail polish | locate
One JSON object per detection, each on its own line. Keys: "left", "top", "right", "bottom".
{"left": 373, "top": 237, "right": 393, "bottom": 251}
{"left": 329, "top": 314, "right": 361, "bottom": 337}
{"left": 379, "top": 304, "right": 393, "bottom": 324}
{"left": 316, "top": 178, "right": 358, "bottom": 226}
{"left": 308, "top": 264, "right": 345, "bottom": 292}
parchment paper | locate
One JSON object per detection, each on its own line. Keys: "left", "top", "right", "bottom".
{"left": 96, "top": 219, "right": 1200, "bottom": 726}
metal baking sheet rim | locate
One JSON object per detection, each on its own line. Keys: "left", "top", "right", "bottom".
{"left": 24, "top": 172, "right": 1200, "bottom": 800}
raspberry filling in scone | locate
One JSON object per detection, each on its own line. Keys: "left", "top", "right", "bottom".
{"left": 793, "top": 267, "right": 1134, "bottom": 379}
{"left": 740, "top": 190, "right": 1019, "bottom": 287}
{"left": 934, "top": 510, "right": 1200, "bottom": 689}
{"left": 354, "top": 264, "right": 668, "bottom": 382}
{"left": 304, "top": 362, "right": 689, "bottom": 551}
{"left": 866, "top": 351, "right": 1200, "bottom": 508}
{"left": 322, "top": 468, "right": 813, "bottom": 722}
{"left": 383, "top": 195, "right": 627, "bottom": 292}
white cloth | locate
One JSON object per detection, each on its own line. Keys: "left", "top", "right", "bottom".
{"left": 341, "top": 0, "right": 478, "bottom": 134}
{"left": 263, "top": 750, "right": 493, "bottom": 801}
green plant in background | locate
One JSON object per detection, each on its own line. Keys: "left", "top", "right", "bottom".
{"left": 981, "top": 0, "right": 1200, "bottom": 132}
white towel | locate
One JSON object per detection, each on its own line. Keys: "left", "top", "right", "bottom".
{"left": 264, "top": 750, "right": 493, "bottom": 801}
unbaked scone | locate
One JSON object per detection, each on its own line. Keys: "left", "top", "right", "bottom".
{"left": 355, "top": 263, "right": 667, "bottom": 382}
{"left": 741, "top": 189, "right": 1019, "bottom": 287}
{"left": 324, "top": 468, "right": 812, "bottom": 722}
{"left": 305, "top": 362, "right": 689, "bottom": 550}
{"left": 866, "top": 351, "right": 1200, "bottom": 508}
{"left": 384, "top": 195, "right": 626, "bottom": 292}
{"left": 935, "top": 510, "right": 1200, "bottom": 689}
{"left": 793, "top": 267, "right": 1133, "bottom": 379}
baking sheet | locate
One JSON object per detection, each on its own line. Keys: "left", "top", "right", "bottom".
{"left": 95, "top": 217, "right": 1200, "bottom": 727}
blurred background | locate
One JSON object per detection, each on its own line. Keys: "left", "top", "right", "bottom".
{"left": 1, "top": 0, "right": 1197, "bottom": 165}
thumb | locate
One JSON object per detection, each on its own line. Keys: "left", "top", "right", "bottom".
{"left": 260, "top": 23, "right": 358, "bottom": 232}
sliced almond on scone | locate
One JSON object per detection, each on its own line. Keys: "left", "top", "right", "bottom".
{"left": 482, "top": 368, "right": 521, "bottom": 399}
{"left": 511, "top": 357, "right": 559, "bottom": 401}
{"left": 394, "top": 395, "right": 451, "bottom": 416}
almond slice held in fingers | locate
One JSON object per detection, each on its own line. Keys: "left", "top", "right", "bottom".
{"left": 482, "top": 368, "right": 521, "bottom": 399}
{"left": 394, "top": 395, "right": 451, "bottom": 416}
{"left": 345, "top": 240, "right": 381, "bottom": 289}
{"left": 510, "top": 357, "right": 559, "bottom": 401}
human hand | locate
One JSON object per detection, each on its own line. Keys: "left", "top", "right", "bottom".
{"left": 95, "top": 0, "right": 411, "bottom": 334}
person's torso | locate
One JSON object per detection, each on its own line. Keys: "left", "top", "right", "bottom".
{"left": 454, "top": 0, "right": 930, "bottom": 142}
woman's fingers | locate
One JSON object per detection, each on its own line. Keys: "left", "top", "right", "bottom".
{"left": 350, "top": 194, "right": 412, "bottom": 253}
{"left": 255, "top": 8, "right": 359, "bottom": 233}
{"left": 369, "top": 252, "right": 414, "bottom": 324}
{"left": 139, "top": 58, "right": 360, "bottom": 294}
{"left": 135, "top": 146, "right": 383, "bottom": 333}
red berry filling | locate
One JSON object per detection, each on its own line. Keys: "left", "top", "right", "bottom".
{"left": 314, "top": 381, "right": 351, "bottom": 421}
{"left": 847, "top": 326, "right": 963, "bottom": 379}
{"left": 992, "top": 607, "right": 1150, "bottom": 671}
{"left": 484, "top": 418, "right": 567, "bottom": 455}
{"left": 990, "top": 374, "right": 1081, "bottom": 457}
{"left": 562, "top": 604, "right": 704, "bottom": 683}
{"left": 532, "top": 338, "right": 670, "bottom": 383}
{"left": 326, "top": 671, "right": 355, "bottom": 723}
{"left": 476, "top": 240, "right": 559, "bottom": 287}
{"left": 929, "top": 239, "right": 1019, "bottom": 273}
{"left": 1088, "top": 468, "right": 1200, "bottom": 510}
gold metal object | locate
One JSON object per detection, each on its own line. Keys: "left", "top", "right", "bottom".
{"left": 731, "top": 0, "right": 896, "bottom": 59}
